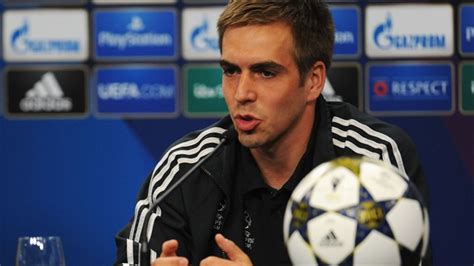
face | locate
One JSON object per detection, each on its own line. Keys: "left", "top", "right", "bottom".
{"left": 220, "top": 22, "right": 323, "bottom": 151}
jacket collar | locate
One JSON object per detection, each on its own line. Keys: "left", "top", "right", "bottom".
{"left": 312, "top": 96, "right": 337, "bottom": 166}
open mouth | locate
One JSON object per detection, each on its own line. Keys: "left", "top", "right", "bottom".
{"left": 241, "top": 115, "right": 253, "bottom": 121}
{"left": 235, "top": 114, "right": 260, "bottom": 132}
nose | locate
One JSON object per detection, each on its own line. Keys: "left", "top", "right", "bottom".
{"left": 234, "top": 72, "right": 257, "bottom": 104}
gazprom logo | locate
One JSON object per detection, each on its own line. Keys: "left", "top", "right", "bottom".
{"left": 94, "top": 9, "right": 177, "bottom": 59}
{"left": 373, "top": 14, "right": 446, "bottom": 50}
{"left": 3, "top": 9, "right": 88, "bottom": 62}
{"left": 11, "top": 20, "right": 80, "bottom": 54}
{"left": 190, "top": 19, "right": 219, "bottom": 52}
{"left": 182, "top": 7, "right": 223, "bottom": 60}
{"left": 366, "top": 5, "right": 453, "bottom": 58}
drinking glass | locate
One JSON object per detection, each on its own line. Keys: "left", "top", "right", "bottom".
{"left": 16, "top": 236, "right": 65, "bottom": 266}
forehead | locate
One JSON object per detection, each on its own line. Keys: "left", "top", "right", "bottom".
{"left": 221, "top": 22, "right": 296, "bottom": 65}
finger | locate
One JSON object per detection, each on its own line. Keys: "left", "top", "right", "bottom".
{"left": 152, "top": 257, "right": 188, "bottom": 266}
{"left": 214, "top": 234, "right": 251, "bottom": 263}
{"left": 160, "top": 239, "right": 179, "bottom": 257}
{"left": 200, "top": 256, "right": 235, "bottom": 266}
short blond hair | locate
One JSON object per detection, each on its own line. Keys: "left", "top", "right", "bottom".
{"left": 217, "top": 0, "right": 334, "bottom": 81}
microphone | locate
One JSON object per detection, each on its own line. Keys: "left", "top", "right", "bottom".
{"left": 139, "top": 126, "right": 237, "bottom": 264}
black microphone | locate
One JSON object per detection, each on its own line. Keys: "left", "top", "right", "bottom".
{"left": 139, "top": 126, "right": 237, "bottom": 265}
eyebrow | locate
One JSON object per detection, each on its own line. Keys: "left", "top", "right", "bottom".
{"left": 219, "top": 60, "right": 286, "bottom": 73}
{"left": 249, "top": 61, "right": 286, "bottom": 73}
{"left": 219, "top": 60, "right": 238, "bottom": 69}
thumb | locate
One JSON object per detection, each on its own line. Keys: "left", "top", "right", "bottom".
{"left": 215, "top": 234, "right": 252, "bottom": 264}
{"left": 160, "top": 239, "right": 179, "bottom": 257}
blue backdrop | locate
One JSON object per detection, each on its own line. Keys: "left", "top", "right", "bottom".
{"left": 1, "top": 0, "right": 473, "bottom": 265}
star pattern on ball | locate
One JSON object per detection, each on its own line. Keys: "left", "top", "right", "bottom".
{"left": 339, "top": 185, "right": 398, "bottom": 246}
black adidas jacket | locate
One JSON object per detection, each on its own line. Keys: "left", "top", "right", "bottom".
{"left": 115, "top": 98, "right": 430, "bottom": 265}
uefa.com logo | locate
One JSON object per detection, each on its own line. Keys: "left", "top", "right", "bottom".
{"left": 366, "top": 62, "right": 454, "bottom": 116}
{"left": 93, "top": 9, "right": 177, "bottom": 60}
{"left": 2, "top": 9, "right": 89, "bottom": 62}
{"left": 182, "top": 7, "right": 223, "bottom": 60}
{"left": 365, "top": 4, "right": 454, "bottom": 58}
{"left": 93, "top": 65, "right": 178, "bottom": 118}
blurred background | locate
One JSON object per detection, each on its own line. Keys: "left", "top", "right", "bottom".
{"left": 0, "top": 0, "right": 472, "bottom": 265}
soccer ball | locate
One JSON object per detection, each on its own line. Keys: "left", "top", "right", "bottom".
{"left": 284, "top": 156, "right": 429, "bottom": 265}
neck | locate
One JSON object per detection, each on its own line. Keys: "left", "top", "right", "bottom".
{"left": 250, "top": 104, "right": 315, "bottom": 189}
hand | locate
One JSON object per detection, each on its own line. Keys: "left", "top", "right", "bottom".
{"left": 200, "top": 234, "right": 252, "bottom": 266}
{"left": 151, "top": 239, "right": 189, "bottom": 266}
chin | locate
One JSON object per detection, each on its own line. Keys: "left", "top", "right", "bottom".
{"left": 237, "top": 135, "right": 263, "bottom": 149}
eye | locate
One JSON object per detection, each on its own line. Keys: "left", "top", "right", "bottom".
{"left": 222, "top": 67, "right": 239, "bottom": 77}
{"left": 261, "top": 70, "right": 276, "bottom": 79}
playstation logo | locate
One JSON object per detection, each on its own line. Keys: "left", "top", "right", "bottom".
{"left": 127, "top": 16, "right": 145, "bottom": 31}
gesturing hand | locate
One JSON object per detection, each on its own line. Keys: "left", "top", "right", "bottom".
{"left": 200, "top": 234, "right": 252, "bottom": 266}
{"left": 152, "top": 239, "right": 189, "bottom": 266}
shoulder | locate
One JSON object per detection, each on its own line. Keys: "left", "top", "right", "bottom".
{"left": 141, "top": 116, "right": 233, "bottom": 205}
{"left": 327, "top": 102, "right": 412, "bottom": 143}
{"left": 151, "top": 116, "right": 233, "bottom": 177}
{"left": 326, "top": 102, "right": 417, "bottom": 176}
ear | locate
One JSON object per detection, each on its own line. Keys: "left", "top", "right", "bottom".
{"left": 304, "top": 61, "right": 326, "bottom": 102}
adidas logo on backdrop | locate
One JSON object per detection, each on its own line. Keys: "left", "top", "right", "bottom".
{"left": 5, "top": 67, "right": 88, "bottom": 118}
{"left": 20, "top": 72, "right": 72, "bottom": 112}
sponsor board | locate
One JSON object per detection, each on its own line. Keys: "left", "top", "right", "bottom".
{"left": 3, "top": 9, "right": 89, "bottom": 62}
{"left": 92, "top": 0, "right": 176, "bottom": 4}
{"left": 366, "top": 62, "right": 454, "bottom": 116}
{"left": 183, "top": 0, "right": 227, "bottom": 3}
{"left": 93, "top": 9, "right": 177, "bottom": 60}
{"left": 94, "top": 65, "right": 178, "bottom": 118}
{"left": 0, "top": 66, "right": 2, "bottom": 117}
{"left": 3, "top": 0, "right": 86, "bottom": 5}
{"left": 366, "top": 0, "right": 445, "bottom": 2}
{"left": 183, "top": 64, "right": 227, "bottom": 118}
{"left": 182, "top": 7, "right": 224, "bottom": 60}
{"left": 325, "top": 62, "right": 362, "bottom": 110}
{"left": 330, "top": 6, "right": 361, "bottom": 58}
{"left": 365, "top": 4, "right": 453, "bottom": 58}
{"left": 5, "top": 66, "right": 88, "bottom": 118}
{"left": 460, "top": 62, "right": 474, "bottom": 115}
{"left": 459, "top": 4, "right": 474, "bottom": 57}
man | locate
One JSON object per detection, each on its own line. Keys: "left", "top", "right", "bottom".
{"left": 115, "top": 1, "right": 430, "bottom": 265}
